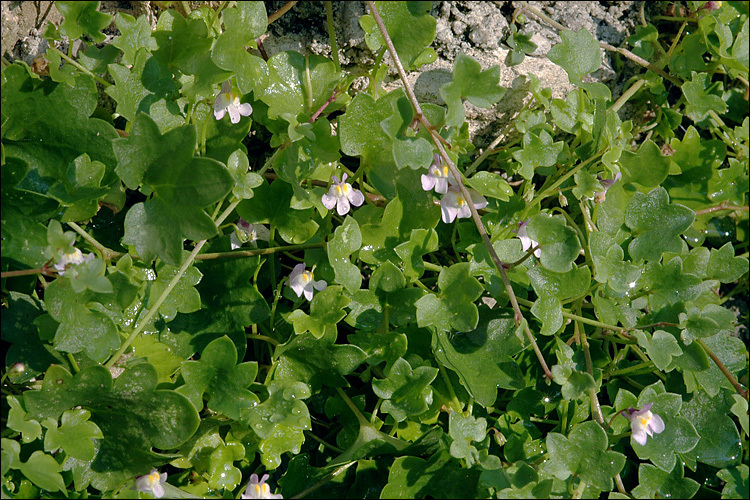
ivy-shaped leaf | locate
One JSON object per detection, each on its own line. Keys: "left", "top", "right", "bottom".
{"left": 111, "top": 12, "right": 157, "bottom": 66}
{"left": 361, "top": 2, "right": 436, "bottom": 71}
{"left": 440, "top": 53, "right": 505, "bottom": 127}
{"left": 380, "top": 451, "right": 481, "bottom": 499}
{"left": 631, "top": 462, "right": 699, "bottom": 499}
{"left": 179, "top": 336, "right": 259, "bottom": 419}
{"left": 547, "top": 28, "right": 602, "bottom": 85}
{"left": 247, "top": 380, "right": 311, "bottom": 469}
{"left": 24, "top": 364, "right": 199, "bottom": 476}
{"left": 42, "top": 409, "right": 103, "bottom": 461}
{"left": 682, "top": 71, "right": 728, "bottom": 122}
{"left": 416, "top": 263, "right": 483, "bottom": 332}
{"left": 7, "top": 395, "right": 42, "bottom": 443}
{"left": 526, "top": 213, "right": 581, "bottom": 273}
{"left": 544, "top": 421, "right": 625, "bottom": 492}
{"left": 707, "top": 242, "right": 748, "bottom": 283}
{"left": 287, "top": 286, "right": 350, "bottom": 339}
{"left": 625, "top": 187, "right": 695, "bottom": 262}
{"left": 512, "top": 130, "right": 565, "bottom": 180}
{"left": 620, "top": 140, "right": 671, "bottom": 187}
{"left": 717, "top": 464, "right": 749, "bottom": 500}
{"left": 56, "top": 1, "right": 111, "bottom": 43}
{"left": 679, "top": 304, "right": 736, "bottom": 345}
{"left": 371, "top": 357, "right": 438, "bottom": 422}
{"left": 432, "top": 308, "right": 525, "bottom": 407}
{"left": 448, "top": 410, "right": 487, "bottom": 468}
{"left": 328, "top": 216, "right": 363, "bottom": 293}
{"left": 275, "top": 329, "right": 367, "bottom": 393}
{"left": 634, "top": 330, "right": 683, "bottom": 371}
{"left": 394, "top": 228, "right": 439, "bottom": 281}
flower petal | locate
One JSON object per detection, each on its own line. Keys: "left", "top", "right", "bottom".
{"left": 321, "top": 192, "right": 337, "bottom": 210}
{"left": 230, "top": 232, "right": 242, "bottom": 250}
{"left": 336, "top": 196, "right": 351, "bottom": 216}
{"left": 649, "top": 414, "right": 665, "bottom": 434}
{"left": 228, "top": 105, "right": 241, "bottom": 124}
{"left": 348, "top": 189, "right": 364, "bottom": 207}
{"left": 313, "top": 279, "right": 327, "bottom": 291}
{"left": 238, "top": 102, "right": 253, "bottom": 117}
{"left": 221, "top": 80, "right": 232, "bottom": 93}
{"left": 421, "top": 174, "right": 436, "bottom": 191}
{"left": 632, "top": 429, "right": 648, "bottom": 446}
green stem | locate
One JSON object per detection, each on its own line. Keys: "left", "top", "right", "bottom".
{"left": 611, "top": 78, "right": 646, "bottom": 114}
{"left": 335, "top": 387, "right": 371, "bottom": 428}
{"left": 196, "top": 242, "right": 326, "bottom": 260}
{"left": 529, "top": 151, "right": 605, "bottom": 209}
{"left": 49, "top": 47, "right": 111, "bottom": 87}
{"left": 104, "top": 200, "right": 241, "bottom": 369}
{"left": 696, "top": 338, "right": 749, "bottom": 400}
{"left": 290, "top": 461, "right": 356, "bottom": 499}
{"left": 304, "top": 430, "right": 344, "bottom": 453}
{"left": 607, "top": 361, "right": 656, "bottom": 377}
{"left": 66, "top": 221, "right": 124, "bottom": 261}
{"left": 247, "top": 333, "right": 280, "bottom": 347}
{"left": 438, "top": 362, "right": 462, "bottom": 412}
{"left": 67, "top": 353, "right": 81, "bottom": 374}
{"left": 325, "top": 2, "right": 341, "bottom": 72}
{"left": 422, "top": 260, "right": 443, "bottom": 272}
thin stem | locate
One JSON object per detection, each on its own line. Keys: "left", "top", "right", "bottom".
{"left": 246, "top": 333, "right": 280, "bottom": 347}
{"left": 607, "top": 361, "right": 656, "bottom": 377}
{"left": 304, "top": 430, "right": 344, "bottom": 453}
{"left": 335, "top": 387, "right": 371, "bottom": 428}
{"left": 48, "top": 47, "right": 111, "bottom": 87}
{"left": 67, "top": 221, "right": 124, "bottom": 261}
{"left": 268, "top": 1, "right": 297, "bottom": 24}
{"left": 611, "top": 78, "right": 646, "bottom": 113}
{"left": 104, "top": 200, "right": 241, "bottom": 369}
{"left": 696, "top": 338, "right": 749, "bottom": 400}
{"left": 438, "top": 362, "right": 462, "bottom": 412}
{"left": 529, "top": 152, "right": 605, "bottom": 208}
{"left": 308, "top": 89, "right": 339, "bottom": 123}
{"left": 694, "top": 203, "right": 749, "bottom": 216}
{"left": 196, "top": 242, "right": 326, "bottom": 260}
{"left": 368, "top": 0, "right": 552, "bottom": 379}
{"left": 1, "top": 268, "right": 56, "bottom": 278}
{"left": 325, "top": 2, "right": 341, "bottom": 72}
{"left": 579, "top": 324, "right": 605, "bottom": 425}
{"left": 290, "top": 461, "right": 355, "bottom": 499}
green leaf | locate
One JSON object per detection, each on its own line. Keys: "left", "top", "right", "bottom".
{"left": 682, "top": 71, "right": 728, "bottom": 122}
{"left": 211, "top": 2, "right": 268, "bottom": 95}
{"left": 679, "top": 304, "right": 736, "bottom": 344}
{"left": 644, "top": 257, "right": 706, "bottom": 310}
{"left": 112, "top": 12, "right": 157, "bottom": 66}
{"left": 718, "top": 464, "right": 749, "bottom": 500}
{"left": 287, "top": 286, "right": 350, "bottom": 339}
{"left": 153, "top": 10, "right": 213, "bottom": 73}
{"left": 19, "top": 451, "right": 66, "bottom": 493}
{"left": 394, "top": 228, "right": 439, "bottom": 281}
{"left": 670, "top": 125, "right": 727, "bottom": 174}
{"left": 1, "top": 65, "right": 118, "bottom": 186}
{"left": 631, "top": 462, "right": 700, "bottom": 499}
{"left": 465, "top": 172, "right": 512, "bottom": 201}
{"left": 146, "top": 258, "right": 202, "bottom": 321}
{"left": 625, "top": 187, "right": 695, "bottom": 262}
{"left": 635, "top": 330, "right": 683, "bottom": 371}
{"left": 362, "top": 2, "right": 436, "bottom": 72}
{"left": 416, "top": 263, "right": 484, "bottom": 332}
{"left": 370, "top": 260, "right": 406, "bottom": 292}
{"left": 7, "top": 395, "right": 42, "bottom": 443}
{"left": 179, "top": 336, "right": 259, "bottom": 419}
{"left": 275, "top": 329, "right": 367, "bottom": 393}
{"left": 77, "top": 44, "right": 120, "bottom": 73}
{"left": 380, "top": 451, "right": 481, "bottom": 499}
{"left": 589, "top": 233, "right": 643, "bottom": 294}
{"left": 729, "top": 395, "right": 749, "bottom": 437}
{"left": 680, "top": 390, "right": 741, "bottom": 468}
{"left": 328, "top": 216, "right": 363, "bottom": 293}
{"left": 57, "top": 1, "right": 111, "bottom": 43}
{"left": 24, "top": 364, "right": 199, "bottom": 475}
{"left": 448, "top": 410, "right": 487, "bottom": 468}
{"left": 526, "top": 213, "right": 581, "bottom": 272}
{"left": 42, "top": 409, "right": 103, "bottom": 461}
{"left": 206, "top": 443, "right": 243, "bottom": 490}
{"left": 620, "top": 140, "right": 671, "bottom": 187}
{"left": 46, "top": 48, "right": 78, "bottom": 85}
{"left": 256, "top": 51, "right": 342, "bottom": 122}
{"left": 628, "top": 24, "right": 659, "bottom": 60}
{"left": 433, "top": 308, "right": 524, "bottom": 407}
{"left": 105, "top": 50, "right": 177, "bottom": 123}
{"left": 707, "top": 242, "right": 748, "bottom": 283}
{"left": 247, "top": 380, "right": 311, "bottom": 469}
{"left": 440, "top": 53, "right": 505, "bottom": 127}
{"left": 544, "top": 421, "right": 625, "bottom": 492}
{"left": 512, "top": 130, "right": 564, "bottom": 180}
{"left": 547, "top": 28, "right": 602, "bottom": 85}
{"left": 372, "top": 357, "right": 438, "bottom": 422}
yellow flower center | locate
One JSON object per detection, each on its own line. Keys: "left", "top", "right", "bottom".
{"left": 640, "top": 416, "right": 649, "bottom": 426}
{"left": 457, "top": 196, "right": 466, "bottom": 206}
{"left": 301, "top": 271, "right": 313, "bottom": 284}
{"left": 147, "top": 471, "right": 160, "bottom": 485}
{"left": 442, "top": 166, "right": 449, "bottom": 177}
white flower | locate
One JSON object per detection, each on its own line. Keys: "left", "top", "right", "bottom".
{"left": 515, "top": 220, "right": 541, "bottom": 258}
{"left": 214, "top": 81, "right": 253, "bottom": 124}
{"left": 53, "top": 247, "right": 95, "bottom": 276}
{"left": 421, "top": 153, "right": 455, "bottom": 194}
{"left": 134, "top": 470, "right": 167, "bottom": 499}
{"left": 621, "top": 403, "right": 665, "bottom": 446}
{"left": 439, "top": 187, "right": 488, "bottom": 223}
{"left": 321, "top": 173, "right": 365, "bottom": 216}
{"left": 231, "top": 219, "right": 270, "bottom": 250}
{"left": 241, "top": 473, "right": 283, "bottom": 499}
{"left": 289, "top": 263, "right": 327, "bottom": 301}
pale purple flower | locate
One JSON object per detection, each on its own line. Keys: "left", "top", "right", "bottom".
{"left": 593, "top": 172, "right": 621, "bottom": 203}
{"left": 621, "top": 403, "right": 665, "bottom": 446}
{"left": 134, "top": 470, "right": 167, "bottom": 498}
{"left": 421, "top": 153, "right": 455, "bottom": 194}
{"left": 321, "top": 173, "right": 365, "bottom": 216}
{"left": 231, "top": 219, "right": 270, "bottom": 250}
{"left": 439, "top": 187, "right": 488, "bottom": 223}
{"left": 214, "top": 81, "right": 253, "bottom": 124}
{"left": 289, "top": 263, "right": 327, "bottom": 301}
{"left": 241, "top": 473, "right": 283, "bottom": 499}
{"left": 54, "top": 246, "right": 95, "bottom": 276}
{"left": 515, "top": 220, "right": 541, "bottom": 258}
